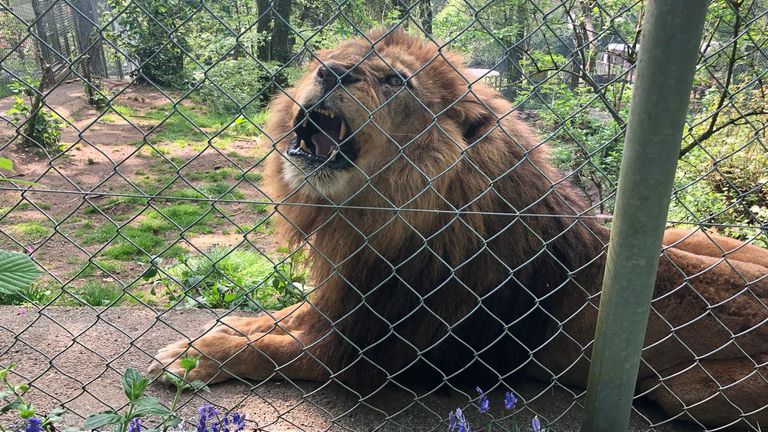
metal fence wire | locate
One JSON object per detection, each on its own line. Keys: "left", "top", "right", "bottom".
{"left": 0, "top": 0, "right": 766, "bottom": 431}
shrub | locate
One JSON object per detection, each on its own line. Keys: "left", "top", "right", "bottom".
{"left": 106, "top": 0, "right": 193, "bottom": 88}
{"left": 195, "top": 58, "right": 288, "bottom": 114}
{"left": 5, "top": 81, "right": 63, "bottom": 151}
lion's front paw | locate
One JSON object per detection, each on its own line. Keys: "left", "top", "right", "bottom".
{"left": 148, "top": 338, "right": 234, "bottom": 385}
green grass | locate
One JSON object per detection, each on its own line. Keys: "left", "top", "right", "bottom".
{"left": 68, "top": 259, "right": 122, "bottom": 278}
{"left": 76, "top": 281, "right": 123, "bottom": 306}
{"left": 76, "top": 221, "right": 118, "bottom": 245}
{"left": 127, "top": 105, "right": 264, "bottom": 147}
{"left": 0, "top": 280, "right": 57, "bottom": 306}
{"left": 12, "top": 221, "right": 52, "bottom": 241}
{"left": 97, "top": 201, "right": 213, "bottom": 261}
{"left": 185, "top": 167, "right": 239, "bottom": 182}
{"left": 161, "top": 246, "right": 306, "bottom": 310}
{"left": 202, "top": 182, "right": 244, "bottom": 200}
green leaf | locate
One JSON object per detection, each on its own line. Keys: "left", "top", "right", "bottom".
{"left": 120, "top": 368, "right": 148, "bottom": 402}
{"left": 179, "top": 355, "right": 199, "bottom": 373}
{"left": 187, "top": 380, "right": 210, "bottom": 392}
{"left": 132, "top": 396, "right": 174, "bottom": 417}
{"left": 18, "top": 403, "right": 35, "bottom": 418}
{"left": 0, "top": 177, "right": 38, "bottom": 186}
{"left": 82, "top": 411, "right": 122, "bottom": 429}
{"left": 0, "top": 250, "right": 40, "bottom": 295}
{"left": 0, "top": 400, "right": 21, "bottom": 415}
{"left": 0, "top": 157, "right": 13, "bottom": 171}
{"left": 161, "top": 371, "right": 183, "bottom": 386}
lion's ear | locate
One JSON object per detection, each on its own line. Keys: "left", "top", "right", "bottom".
{"left": 449, "top": 99, "right": 494, "bottom": 143}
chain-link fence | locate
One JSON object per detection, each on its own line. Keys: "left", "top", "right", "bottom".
{"left": 0, "top": 0, "right": 766, "bottom": 431}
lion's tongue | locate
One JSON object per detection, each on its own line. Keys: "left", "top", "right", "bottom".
{"left": 311, "top": 133, "right": 336, "bottom": 157}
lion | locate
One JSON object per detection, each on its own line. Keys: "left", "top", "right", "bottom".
{"left": 150, "top": 30, "right": 768, "bottom": 428}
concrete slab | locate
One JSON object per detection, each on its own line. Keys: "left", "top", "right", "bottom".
{"left": 0, "top": 306, "right": 696, "bottom": 431}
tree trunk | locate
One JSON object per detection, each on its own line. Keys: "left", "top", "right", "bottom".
{"left": 256, "top": 0, "right": 272, "bottom": 61}
{"left": 271, "top": 0, "right": 293, "bottom": 63}
{"left": 504, "top": 2, "right": 526, "bottom": 99}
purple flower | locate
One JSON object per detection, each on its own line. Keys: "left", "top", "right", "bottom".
{"left": 196, "top": 404, "right": 220, "bottom": 432}
{"left": 504, "top": 391, "right": 517, "bottom": 410}
{"left": 531, "top": 416, "right": 542, "bottom": 432}
{"left": 448, "top": 408, "right": 471, "bottom": 432}
{"left": 24, "top": 418, "right": 42, "bottom": 432}
{"left": 229, "top": 413, "right": 246, "bottom": 432}
{"left": 475, "top": 387, "right": 489, "bottom": 413}
{"left": 127, "top": 418, "right": 142, "bottom": 432}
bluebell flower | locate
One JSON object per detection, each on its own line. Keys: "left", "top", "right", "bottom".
{"left": 504, "top": 391, "right": 517, "bottom": 410}
{"left": 196, "top": 404, "right": 220, "bottom": 432}
{"left": 475, "top": 387, "right": 489, "bottom": 413}
{"left": 127, "top": 418, "right": 142, "bottom": 432}
{"left": 531, "top": 416, "right": 542, "bottom": 432}
{"left": 24, "top": 417, "right": 42, "bottom": 432}
{"left": 229, "top": 413, "right": 246, "bottom": 432}
{"left": 448, "top": 408, "right": 471, "bottom": 432}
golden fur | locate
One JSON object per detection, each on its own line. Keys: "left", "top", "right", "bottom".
{"left": 150, "top": 30, "right": 768, "bottom": 428}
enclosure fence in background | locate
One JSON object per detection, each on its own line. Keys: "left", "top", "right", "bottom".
{"left": 0, "top": 0, "right": 766, "bottom": 431}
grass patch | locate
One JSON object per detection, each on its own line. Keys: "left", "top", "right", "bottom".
{"left": 160, "top": 247, "right": 306, "bottom": 310}
{"left": 69, "top": 259, "right": 122, "bottom": 278}
{"left": 76, "top": 221, "right": 118, "bottom": 245}
{"left": 0, "top": 280, "right": 57, "bottom": 306}
{"left": 99, "top": 202, "right": 212, "bottom": 260}
{"left": 184, "top": 167, "right": 239, "bottom": 182}
{"left": 202, "top": 182, "right": 244, "bottom": 200}
{"left": 132, "top": 105, "right": 264, "bottom": 147}
{"left": 241, "top": 171, "right": 263, "bottom": 183}
{"left": 76, "top": 281, "right": 123, "bottom": 306}
{"left": 11, "top": 221, "right": 52, "bottom": 241}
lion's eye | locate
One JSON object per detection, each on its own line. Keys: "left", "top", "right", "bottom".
{"left": 382, "top": 74, "right": 406, "bottom": 87}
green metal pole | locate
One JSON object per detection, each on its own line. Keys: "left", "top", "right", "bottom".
{"left": 581, "top": 1, "right": 708, "bottom": 431}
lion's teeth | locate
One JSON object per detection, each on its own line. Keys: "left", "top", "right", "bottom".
{"left": 329, "top": 112, "right": 335, "bottom": 118}
{"left": 299, "top": 139, "right": 309, "bottom": 152}
{"left": 329, "top": 149, "right": 338, "bottom": 161}
{"left": 339, "top": 122, "right": 346, "bottom": 140}
{"left": 301, "top": 117, "right": 308, "bottom": 127}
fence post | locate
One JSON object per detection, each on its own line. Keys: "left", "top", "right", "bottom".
{"left": 581, "top": 1, "right": 708, "bottom": 431}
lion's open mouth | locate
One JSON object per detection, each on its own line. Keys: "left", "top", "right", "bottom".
{"left": 288, "top": 107, "right": 356, "bottom": 168}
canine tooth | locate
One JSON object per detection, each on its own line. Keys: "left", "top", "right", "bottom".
{"left": 329, "top": 149, "right": 339, "bottom": 161}
{"left": 299, "top": 139, "right": 309, "bottom": 152}
{"left": 329, "top": 112, "right": 335, "bottom": 118}
{"left": 302, "top": 117, "right": 308, "bottom": 127}
{"left": 339, "top": 122, "right": 346, "bottom": 140}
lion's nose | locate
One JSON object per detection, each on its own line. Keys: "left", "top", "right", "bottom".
{"left": 317, "top": 63, "right": 354, "bottom": 92}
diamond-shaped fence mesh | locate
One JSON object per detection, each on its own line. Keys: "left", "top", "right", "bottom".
{"left": 0, "top": 0, "right": 766, "bottom": 431}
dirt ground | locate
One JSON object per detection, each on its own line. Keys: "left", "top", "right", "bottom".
{"left": 0, "top": 80, "right": 276, "bottom": 301}
{"left": 0, "top": 306, "right": 697, "bottom": 431}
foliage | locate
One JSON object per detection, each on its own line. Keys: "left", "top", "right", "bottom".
{"left": 0, "top": 363, "right": 67, "bottom": 432}
{"left": 106, "top": 0, "right": 194, "bottom": 88}
{"left": 161, "top": 246, "right": 307, "bottom": 310}
{"left": 5, "top": 81, "right": 63, "bottom": 151}
{"left": 195, "top": 58, "right": 287, "bottom": 114}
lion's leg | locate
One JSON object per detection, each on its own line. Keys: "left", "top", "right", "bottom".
{"left": 663, "top": 228, "right": 768, "bottom": 268}
{"left": 148, "top": 329, "right": 328, "bottom": 383}
{"left": 639, "top": 355, "right": 768, "bottom": 428}
{"left": 204, "top": 303, "right": 310, "bottom": 336}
